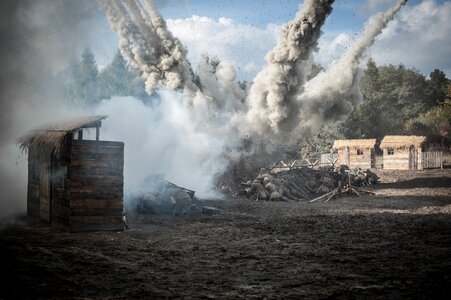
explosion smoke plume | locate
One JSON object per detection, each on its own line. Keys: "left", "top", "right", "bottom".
{"left": 246, "top": 0, "right": 335, "bottom": 135}
{"left": 295, "top": 0, "right": 408, "bottom": 137}
{"left": 98, "top": 0, "right": 196, "bottom": 94}
{"left": 99, "top": 0, "right": 408, "bottom": 151}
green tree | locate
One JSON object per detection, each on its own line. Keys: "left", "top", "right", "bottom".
{"left": 428, "top": 69, "right": 449, "bottom": 105}
{"left": 63, "top": 48, "right": 100, "bottom": 106}
{"left": 298, "top": 121, "right": 345, "bottom": 159}
{"left": 62, "top": 57, "right": 82, "bottom": 104}
{"left": 187, "top": 60, "right": 201, "bottom": 91}
{"left": 307, "top": 63, "right": 325, "bottom": 81}
{"left": 238, "top": 80, "right": 248, "bottom": 91}
{"left": 361, "top": 58, "right": 380, "bottom": 94}
{"left": 343, "top": 60, "right": 430, "bottom": 139}
{"left": 343, "top": 59, "right": 386, "bottom": 138}
{"left": 98, "top": 50, "right": 138, "bottom": 99}
{"left": 412, "top": 82, "right": 451, "bottom": 142}
{"left": 207, "top": 56, "right": 221, "bottom": 74}
{"left": 78, "top": 48, "right": 99, "bottom": 105}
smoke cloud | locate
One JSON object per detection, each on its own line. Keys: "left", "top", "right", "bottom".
{"left": 99, "top": 0, "right": 249, "bottom": 123}
{"left": 244, "top": 0, "right": 408, "bottom": 146}
{"left": 246, "top": 0, "right": 335, "bottom": 136}
{"left": 295, "top": 0, "right": 408, "bottom": 137}
{"left": 94, "top": 94, "right": 227, "bottom": 199}
{"left": 98, "top": 0, "right": 196, "bottom": 95}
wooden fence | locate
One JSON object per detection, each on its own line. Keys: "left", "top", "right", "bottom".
{"left": 320, "top": 153, "right": 338, "bottom": 167}
{"left": 422, "top": 151, "right": 443, "bottom": 169}
{"left": 269, "top": 159, "right": 320, "bottom": 173}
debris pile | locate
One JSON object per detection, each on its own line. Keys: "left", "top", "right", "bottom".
{"left": 241, "top": 167, "right": 335, "bottom": 201}
{"left": 240, "top": 165, "right": 380, "bottom": 202}
{"left": 135, "top": 175, "right": 195, "bottom": 216}
{"left": 310, "top": 166, "right": 379, "bottom": 203}
{"left": 349, "top": 168, "right": 379, "bottom": 186}
{"left": 333, "top": 165, "right": 380, "bottom": 187}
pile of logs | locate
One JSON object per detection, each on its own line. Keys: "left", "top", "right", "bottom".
{"left": 241, "top": 167, "right": 335, "bottom": 201}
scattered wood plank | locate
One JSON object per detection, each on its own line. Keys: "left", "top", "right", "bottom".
{"left": 324, "top": 189, "right": 338, "bottom": 203}
{"left": 310, "top": 189, "right": 335, "bottom": 203}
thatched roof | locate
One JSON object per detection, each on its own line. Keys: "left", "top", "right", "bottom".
{"left": 380, "top": 135, "right": 426, "bottom": 149}
{"left": 332, "top": 139, "right": 376, "bottom": 149}
{"left": 18, "top": 115, "right": 107, "bottom": 157}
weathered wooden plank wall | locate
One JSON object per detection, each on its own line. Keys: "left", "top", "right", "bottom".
{"left": 336, "top": 148, "right": 373, "bottom": 169}
{"left": 39, "top": 162, "right": 50, "bottom": 222}
{"left": 51, "top": 155, "right": 70, "bottom": 230}
{"left": 27, "top": 147, "right": 40, "bottom": 217}
{"left": 350, "top": 148, "right": 372, "bottom": 169}
{"left": 382, "top": 147, "right": 424, "bottom": 170}
{"left": 68, "top": 140, "right": 124, "bottom": 232}
{"left": 383, "top": 149, "right": 411, "bottom": 170}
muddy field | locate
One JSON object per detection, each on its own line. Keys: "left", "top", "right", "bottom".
{"left": 1, "top": 170, "right": 451, "bottom": 299}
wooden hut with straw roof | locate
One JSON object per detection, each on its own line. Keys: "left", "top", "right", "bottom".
{"left": 332, "top": 139, "right": 376, "bottom": 169}
{"left": 19, "top": 115, "right": 125, "bottom": 232}
{"left": 380, "top": 135, "right": 426, "bottom": 170}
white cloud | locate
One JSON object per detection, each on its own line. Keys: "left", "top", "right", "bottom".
{"left": 316, "top": 0, "right": 451, "bottom": 77}
{"left": 167, "top": 16, "right": 281, "bottom": 81}
{"left": 316, "top": 32, "right": 354, "bottom": 67}
{"left": 370, "top": 0, "right": 451, "bottom": 76}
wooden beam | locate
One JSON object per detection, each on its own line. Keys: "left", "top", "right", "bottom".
{"left": 309, "top": 189, "right": 336, "bottom": 203}
{"left": 96, "top": 126, "right": 100, "bottom": 141}
{"left": 269, "top": 162, "right": 277, "bottom": 172}
{"left": 77, "top": 129, "right": 83, "bottom": 140}
{"left": 324, "top": 190, "right": 338, "bottom": 203}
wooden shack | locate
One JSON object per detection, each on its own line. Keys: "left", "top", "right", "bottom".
{"left": 380, "top": 135, "right": 425, "bottom": 170}
{"left": 19, "top": 116, "right": 125, "bottom": 232}
{"left": 332, "top": 139, "right": 376, "bottom": 169}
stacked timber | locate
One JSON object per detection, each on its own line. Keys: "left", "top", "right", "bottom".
{"left": 241, "top": 167, "right": 335, "bottom": 201}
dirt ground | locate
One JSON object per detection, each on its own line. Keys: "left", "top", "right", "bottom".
{"left": 1, "top": 169, "right": 451, "bottom": 299}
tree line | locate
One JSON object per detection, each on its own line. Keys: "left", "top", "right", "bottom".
{"left": 61, "top": 48, "right": 151, "bottom": 106}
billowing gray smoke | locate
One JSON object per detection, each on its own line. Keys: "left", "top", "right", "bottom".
{"left": 245, "top": 0, "right": 408, "bottom": 146}
{"left": 99, "top": 0, "right": 408, "bottom": 153}
{"left": 246, "top": 0, "right": 334, "bottom": 136}
{"left": 98, "top": 0, "right": 196, "bottom": 94}
{"left": 294, "top": 0, "right": 408, "bottom": 138}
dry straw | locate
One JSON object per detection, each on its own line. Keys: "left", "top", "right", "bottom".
{"left": 380, "top": 135, "right": 426, "bottom": 149}
{"left": 332, "top": 139, "right": 376, "bottom": 150}
{"left": 18, "top": 115, "right": 107, "bottom": 158}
